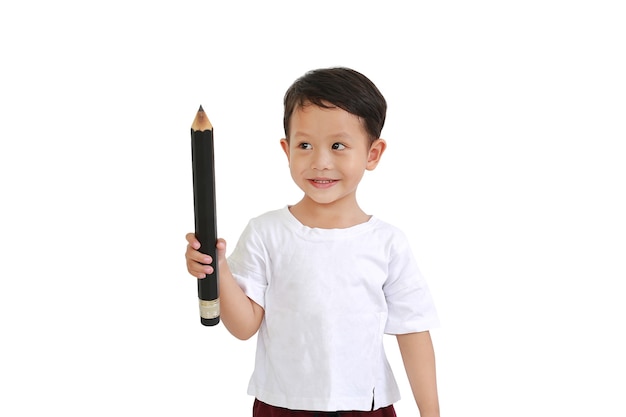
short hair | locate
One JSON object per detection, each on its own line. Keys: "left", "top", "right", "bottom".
{"left": 283, "top": 67, "right": 387, "bottom": 143}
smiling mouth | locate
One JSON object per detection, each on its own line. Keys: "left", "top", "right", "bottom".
{"left": 308, "top": 178, "right": 338, "bottom": 187}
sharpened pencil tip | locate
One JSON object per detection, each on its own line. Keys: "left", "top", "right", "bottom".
{"left": 192, "top": 105, "right": 213, "bottom": 130}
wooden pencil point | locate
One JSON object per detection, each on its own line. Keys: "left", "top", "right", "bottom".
{"left": 192, "top": 106, "right": 213, "bottom": 131}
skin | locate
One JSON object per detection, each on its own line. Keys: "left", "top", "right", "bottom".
{"left": 185, "top": 103, "right": 439, "bottom": 416}
{"left": 279, "top": 103, "right": 386, "bottom": 229}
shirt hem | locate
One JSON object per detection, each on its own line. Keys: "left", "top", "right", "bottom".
{"left": 249, "top": 388, "right": 399, "bottom": 412}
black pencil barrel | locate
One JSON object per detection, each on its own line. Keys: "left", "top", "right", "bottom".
{"left": 191, "top": 125, "right": 220, "bottom": 326}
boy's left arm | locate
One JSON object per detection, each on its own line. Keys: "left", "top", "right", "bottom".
{"left": 396, "top": 331, "right": 440, "bottom": 417}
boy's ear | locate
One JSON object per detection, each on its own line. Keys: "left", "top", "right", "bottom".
{"left": 280, "top": 138, "right": 290, "bottom": 162}
{"left": 366, "top": 139, "right": 387, "bottom": 170}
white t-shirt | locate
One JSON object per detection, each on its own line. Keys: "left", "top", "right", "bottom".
{"left": 228, "top": 207, "right": 439, "bottom": 412}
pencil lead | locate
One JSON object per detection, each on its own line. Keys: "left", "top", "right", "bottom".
{"left": 199, "top": 105, "right": 204, "bottom": 112}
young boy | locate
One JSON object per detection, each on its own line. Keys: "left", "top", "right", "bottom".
{"left": 185, "top": 67, "right": 440, "bottom": 416}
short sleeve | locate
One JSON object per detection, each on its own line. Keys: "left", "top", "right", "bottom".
{"left": 383, "top": 232, "right": 440, "bottom": 334}
{"left": 227, "top": 221, "right": 268, "bottom": 309}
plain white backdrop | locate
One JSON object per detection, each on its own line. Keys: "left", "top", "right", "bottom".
{"left": 1, "top": 1, "right": 624, "bottom": 416}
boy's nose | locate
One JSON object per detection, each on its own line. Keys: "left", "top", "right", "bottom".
{"left": 311, "top": 149, "right": 333, "bottom": 170}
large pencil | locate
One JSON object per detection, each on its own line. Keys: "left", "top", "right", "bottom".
{"left": 190, "top": 105, "right": 220, "bottom": 326}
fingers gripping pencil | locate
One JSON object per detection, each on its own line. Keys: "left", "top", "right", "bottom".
{"left": 190, "top": 105, "right": 220, "bottom": 326}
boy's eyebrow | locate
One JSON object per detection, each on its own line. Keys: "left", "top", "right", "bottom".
{"left": 292, "top": 131, "right": 354, "bottom": 140}
{"left": 329, "top": 132, "right": 353, "bottom": 140}
{"left": 292, "top": 131, "right": 311, "bottom": 139}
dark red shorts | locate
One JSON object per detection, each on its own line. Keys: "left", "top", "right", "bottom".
{"left": 252, "top": 399, "right": 397, "bottom": 417}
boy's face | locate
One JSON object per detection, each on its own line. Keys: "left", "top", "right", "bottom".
{"left": 280, "top": 103, "right": 386, "bottom": 208}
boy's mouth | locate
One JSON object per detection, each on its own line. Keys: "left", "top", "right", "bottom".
{"left": 309, "top": 178, "right": 338, "bottom": 188}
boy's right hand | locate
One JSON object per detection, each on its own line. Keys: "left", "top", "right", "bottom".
{"left": 185, "top": 233, "right": 223, "bottom": 279}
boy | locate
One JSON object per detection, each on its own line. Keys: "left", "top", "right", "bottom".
{"left": 185, "top": 67, "right": 440, "bottom": 416}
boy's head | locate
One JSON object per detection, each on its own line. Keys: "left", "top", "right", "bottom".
{"left": 283, "top": 67, "right": 387, "bottom": 144}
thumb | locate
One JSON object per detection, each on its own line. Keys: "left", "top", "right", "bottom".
{"left": 216, "top": 238, "right": 228, "bottom": 261}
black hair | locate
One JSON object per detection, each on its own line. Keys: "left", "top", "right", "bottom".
{"left": 283, "top": 67, "right": 387, "bottom": 143}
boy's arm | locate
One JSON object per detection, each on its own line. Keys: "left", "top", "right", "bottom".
{"left": 396, "top": 331, "right": 440, "bottom": 417}
{"left": 215, "top": 239, "right": 264, "bottom": 340}
{"left": 186, "top": 234, "right": 264, "bottom": 340}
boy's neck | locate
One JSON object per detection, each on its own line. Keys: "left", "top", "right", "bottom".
{"left": 288, "top": 197, "right": 371, "bottom": 229}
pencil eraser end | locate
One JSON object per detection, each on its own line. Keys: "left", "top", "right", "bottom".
{"left": 201, "top": 317, "right": 220, "bottom": 326}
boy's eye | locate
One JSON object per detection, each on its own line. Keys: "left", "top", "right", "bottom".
{"left": 298, "top": 143, "right": 312, "bottom": 150}
{"left": 331, "top": 142, "right": 346, "bottom": 150}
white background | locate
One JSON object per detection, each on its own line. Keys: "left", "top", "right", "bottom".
{"left": 1, "top": 1, "right": 624, "bottom": 416}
